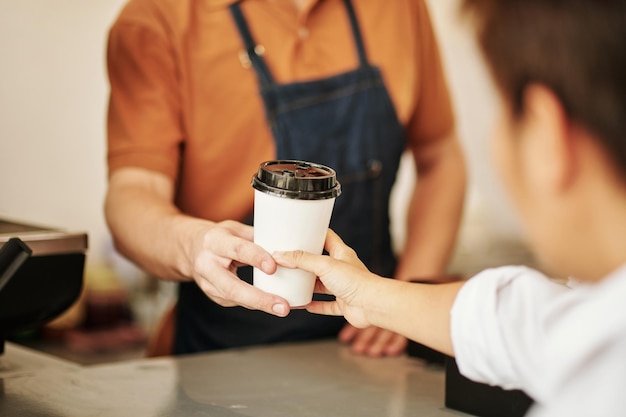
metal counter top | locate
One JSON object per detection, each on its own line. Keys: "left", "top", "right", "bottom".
{"left": 0, "top": 341, "right": 470, "bottom": 417}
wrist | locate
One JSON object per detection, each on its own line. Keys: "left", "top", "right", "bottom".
{"left": 360, "top": 274, "right": 395, "bottom": 329}
{"left": 173, "top": 215, "right": 214, "bottom": 280}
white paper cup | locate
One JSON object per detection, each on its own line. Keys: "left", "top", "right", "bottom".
{"left": 251, "top": 160, "right": 341, "bottom": 307}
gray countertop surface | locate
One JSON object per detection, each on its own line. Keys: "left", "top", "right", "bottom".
{"left": 1, "top": 340, "right": 470, "bottom": 417}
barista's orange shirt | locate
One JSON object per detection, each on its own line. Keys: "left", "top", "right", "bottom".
{"left": 107, "top": 0, "right": 455, "bottom": 222}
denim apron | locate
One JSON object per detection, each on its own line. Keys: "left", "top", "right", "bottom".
{"left": 174, "top": 0, "right": 406, "bottom": 354}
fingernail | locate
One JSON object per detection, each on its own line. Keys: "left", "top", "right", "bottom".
{"left": 261, "top": 261, "right": 270, "bottom": 272}
{"left": 272, "top": 303, "right": 287, "bottom": 316}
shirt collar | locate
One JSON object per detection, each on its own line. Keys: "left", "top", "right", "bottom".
{"left": 206, "top": 0, "right": 323, "bottom": 11}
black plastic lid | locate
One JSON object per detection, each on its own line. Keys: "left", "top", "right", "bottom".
{"left": 251, "top": 160, "right": 342, "bottom": 200}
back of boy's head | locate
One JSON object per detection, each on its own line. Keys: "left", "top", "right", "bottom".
{"left": 462, "top": 0, "right": 626, "bottom": 179}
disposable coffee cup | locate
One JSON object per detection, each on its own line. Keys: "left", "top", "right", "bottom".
{"left": 251, "top": 160, "right": 341, "bottom": 307}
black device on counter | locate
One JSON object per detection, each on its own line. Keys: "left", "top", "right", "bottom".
{"left": 445, "top": 356, "right": 534, "bottom": 417}
{"left": 0, "top": 219, "right": 87, "bottom": 354}
{"left": 0, "top": 237, "right": 32, "bottom": 294}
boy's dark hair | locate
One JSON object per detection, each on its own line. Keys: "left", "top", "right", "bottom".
{"left": 462, "top": 0, "right": 626, "bottom": 178}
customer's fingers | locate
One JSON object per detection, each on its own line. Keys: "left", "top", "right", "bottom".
{"left": 273, "top": 250, "right": 334, "bottom": 277}
{"left": 306, "top": 300, "right": 344, "bottom": 317}
{"left": 324, "top": 229, "right": 360, "bottom": 263}
{"left": 313, "top": 278, "right": 331, "bottom": 295}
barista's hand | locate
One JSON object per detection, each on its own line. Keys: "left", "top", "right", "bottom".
{"left": 339, "top": 324, "right": 407, "bottom": 357}
{"left": 273, "top": 229, "right": 377, "bottom": 329}
{"left": 190, "top": 220, "right": 290, "bottom": 317}
{"left": 105, "top": 168, "right": 290, "bottom": 317}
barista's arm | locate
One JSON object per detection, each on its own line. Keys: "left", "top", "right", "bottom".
{"left": 395, "top": 131, "right": 466, "bottom": 281}
{"left": 105, "top": 167, "right": 290, "bottom": 316}
{"left": 393, "top": 0, "right": 467, "bottom": 280}
{"left": 105, "top": 16, "right": 289, "bottom": 317}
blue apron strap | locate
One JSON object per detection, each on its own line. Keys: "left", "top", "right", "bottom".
{"left": 229, "top": 2, "right": 276, "bottom": 88}
{"left": 342, "top": 0, "right": 369, "bottom": 67}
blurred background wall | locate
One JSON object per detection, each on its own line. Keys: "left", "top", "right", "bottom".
{"left": 0, "top": 0, "right": 533, "bottom": 286}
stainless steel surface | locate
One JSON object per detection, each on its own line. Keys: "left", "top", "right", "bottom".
{"left": 1, "top": 341, "right": 471, "bottom": 417}
{"left": 0, "top": 219, "right": 87, "bottom": 256}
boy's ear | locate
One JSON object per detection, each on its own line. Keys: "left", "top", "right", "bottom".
{"left": 520, "top": 84, "right": 577, "bottom": 192}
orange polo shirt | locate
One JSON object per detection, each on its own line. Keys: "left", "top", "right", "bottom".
{"left": 107, "top": 0, "right": 454, "bottom": 223}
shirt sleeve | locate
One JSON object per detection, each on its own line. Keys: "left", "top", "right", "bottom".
{"left": 450, "top": 266, "right": 569, "bottom": 395}
{"left": 405, "top": 0, "right": 455, "bottom": 145}
{"left": 450, "top": 265, "right": 626, "bottom": 415}
{"left": 106, "top": 6, "right": 182, "bottom": 180}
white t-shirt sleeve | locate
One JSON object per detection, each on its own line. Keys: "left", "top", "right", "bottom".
{"left": 450, "top": 265, "right": 626, "bottom": 416}
{"left": 450, "top": 266, "right": 569, "bottom": 395}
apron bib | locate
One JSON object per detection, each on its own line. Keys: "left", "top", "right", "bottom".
{"left": 175, "top": 0, "right": 406, "bottom": 354}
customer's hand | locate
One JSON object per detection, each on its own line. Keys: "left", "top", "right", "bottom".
{"left": 273, "top": 229, "right": 378, "bottom": 329}
{"left": 339, "top": 324, "right": 407, "bottom": 357}
{"left": 189, "top": 220, "right": 290, "bottom": 317}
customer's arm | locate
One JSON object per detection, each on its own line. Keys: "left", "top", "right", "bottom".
{"left": 105, "top": 167, "right": 290, "bottom": 316}
{"left": 274, "top": 230, "right": 463, "bottom": 356}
